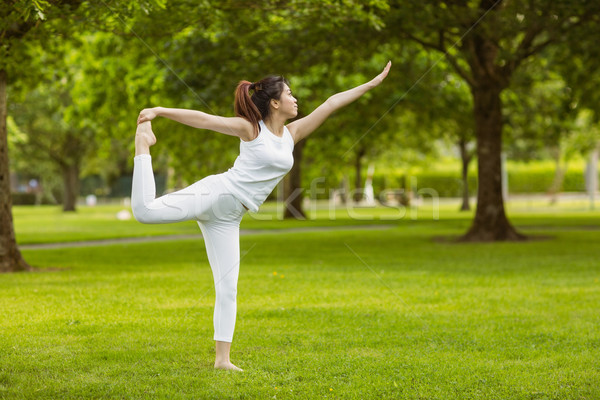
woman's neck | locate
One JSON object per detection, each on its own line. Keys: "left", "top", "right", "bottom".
{"left": 264, "top": 115, "right": 286, "bottom": 136}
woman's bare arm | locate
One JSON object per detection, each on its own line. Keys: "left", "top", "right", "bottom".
{"left": 287, "top": 61, "right": 391, "bottom": 144}
{"left": 137, "top": 107, "right": 254, "bottom": 140}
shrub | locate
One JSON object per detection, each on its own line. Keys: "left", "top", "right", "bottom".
{"left": 11, "top": 193, "right": 36, "bottom": 205}
{"left": 371, "top": 162, "right": 595, "bottom": 198}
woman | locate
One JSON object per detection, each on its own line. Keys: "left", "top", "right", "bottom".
{"left": 133, "top": 61, "right": 391, "bottom": 371}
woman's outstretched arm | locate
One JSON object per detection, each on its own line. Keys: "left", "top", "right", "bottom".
{"left": 287, "top": 61, "right": 391, "bottom": 144}
{"left": 137, "top": 107, "right": 254, "bottom": 140}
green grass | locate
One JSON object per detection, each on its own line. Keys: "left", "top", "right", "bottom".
{"left": 12, "top": 202, "right": 401, "bottom": 245}
{"left": 1, "top": 205, "right": 599, "bottom": 399}
{"left": 12, "top": 196, "right": 600, "bottom": 244}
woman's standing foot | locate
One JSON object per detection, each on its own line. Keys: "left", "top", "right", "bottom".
{"left": 214, "top": 361, "right": 243, "bottom": 371}
{"left": 214, "top": 341, "right": 243, "bottom": 371}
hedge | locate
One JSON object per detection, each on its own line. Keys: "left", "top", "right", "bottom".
{"left": 371, "top": 165, "right": 596, "bottom": 197}
{"left": 11, "top": 192, "right": 37, "bottom": 205}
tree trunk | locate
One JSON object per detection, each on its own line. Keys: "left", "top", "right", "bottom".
{"left": 62, "top": 163, "right": 80, "bottom": 212}
{"left": 460, "top": 86, "right": 525, "bottom": 241}
{"left": 547, "top": 146, "right": 566, "bottom": 205}
{"left": 353, "top": 147, "right": 366, "bottom": 202}
{"left": 339, "top": 174, "right": 349, "bottom": 205}
{"left": 283, "top": 139, "right": 306, "bottom": 219}
{"left": 0, "top": 69, "right": 32, "bottom": 273}
{"left": 459, "top": 138, "right": 472, "bottom": 211}
{"left": 586, "top": 146, "right": 599, "bottom": 210}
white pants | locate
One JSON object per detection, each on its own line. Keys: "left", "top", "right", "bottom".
{"left": 131, "top": 154, "right": 247, "bottom": 342}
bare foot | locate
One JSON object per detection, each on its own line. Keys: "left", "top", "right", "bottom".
{"left": 214, "top": 361, "right": 243, "bottom": 371}
{"left": 135, "top": 121, "right": 157, "bottom": 155}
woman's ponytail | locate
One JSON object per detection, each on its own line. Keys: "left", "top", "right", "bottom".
{"left": 234, "top": 80, "right": 261, "bottom": 135}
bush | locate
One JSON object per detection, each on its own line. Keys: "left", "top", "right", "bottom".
{"left": 11, "top": 192, "right": 36, "bottom": 205}
{"left": 507, "top": 169, "right": 586, "bottom": 193}
{"left": 410, "top": 172, "right": 478, "bottom": 198}
{"left": 371, "top": 162, "right": 595, "bottom": 198}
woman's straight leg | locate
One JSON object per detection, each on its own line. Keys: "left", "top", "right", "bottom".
{"left": 196, "top": 191, "right": 246, "bottom": 371}
{"left": 198, "top": 220, "right": 241, "bottom": 343}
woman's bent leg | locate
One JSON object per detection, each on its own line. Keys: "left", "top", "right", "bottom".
{"left": 131, "top": 154, "right": 157, "bottom": 222}
{"left": 132, "top": 121, "right": 207, "bottom": 224}
{"left": 131, "top": 155, "right": 212, "bottom": 224}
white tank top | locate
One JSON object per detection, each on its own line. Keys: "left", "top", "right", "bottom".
{"left": 219, "top": 120, "right": 294, "bottom": 212}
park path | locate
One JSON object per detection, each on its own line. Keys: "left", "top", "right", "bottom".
{"left": 20, "top": 224, "right": 396, "bottom": 250}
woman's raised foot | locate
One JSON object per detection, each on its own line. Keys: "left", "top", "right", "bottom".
{"left": 135, "top": 121, "right": 157, "bottom": 155}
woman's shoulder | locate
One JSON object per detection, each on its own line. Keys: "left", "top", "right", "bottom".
{"left": 240, "top": 122, "right": 263, "bottom": 143}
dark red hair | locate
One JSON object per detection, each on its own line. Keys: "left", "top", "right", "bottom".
{"left": 234, "top": 75, "right": 289, "bottom": 134}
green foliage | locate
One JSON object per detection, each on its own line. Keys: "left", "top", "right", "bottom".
{"left": 70, "top": 31, "right": 169, "bottom": 188}
{"left": 8, "top": 42, "right": 96, "bottom": 206}
{"left": 504, "top": 49, "right": 599, "bottom": 163}
{"left": 4, "top": 0, "right": 600, "bottom": 224}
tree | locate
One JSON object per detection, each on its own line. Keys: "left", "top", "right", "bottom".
{"left": 0, "top": 1, "right": 86, "bottom": 272}
{"left": 10, "top": 78, "right": 90, "bottom": 211}
{"left": 398, "top": 52, "right": 475, "bottom": 211}
{"left": 502, "top": 41, "right": 600, "bottom": 203}
{"left": 504, "top": 67, "right": 577, "bottom": 202}
{"left": 384, "top": 0, "right": 600, "bottom": 241}
{"left": 0, "top": 0, "right": 164, "bottom": 272}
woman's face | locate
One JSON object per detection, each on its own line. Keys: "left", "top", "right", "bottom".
{"left": 275, "top": 84, "right": 297, "bottom": 118}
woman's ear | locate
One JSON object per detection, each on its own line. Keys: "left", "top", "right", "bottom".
{"left": 270, "top": 98, "right": 279, "bottom": 110}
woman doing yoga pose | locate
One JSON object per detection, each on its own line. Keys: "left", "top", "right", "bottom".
{"left": 132, "top": 61, "right": 391, "bottom": 370}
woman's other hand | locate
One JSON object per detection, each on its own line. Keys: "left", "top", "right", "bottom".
{"left": 370, "top": 61, "right": 392, "bottom": 87}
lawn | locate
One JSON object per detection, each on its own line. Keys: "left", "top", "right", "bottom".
{"left": 12, "top": 196, "right": 600, "bottom": 244}
{"left": 1, "top": 203, "right": 599, "bottom": 399}
{"left": 12, "top": 202, "right": 404, "bottom": 245}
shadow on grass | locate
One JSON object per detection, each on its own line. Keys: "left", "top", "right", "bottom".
{"left": 431, "top": 234, "right": 555, "bottom": 244}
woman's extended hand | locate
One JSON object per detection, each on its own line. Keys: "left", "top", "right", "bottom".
{"left": 370, "top": 61, "right": 392, "bottom": 87}
{"left": 137, "top": 107, "right": 159, "bottom": 125}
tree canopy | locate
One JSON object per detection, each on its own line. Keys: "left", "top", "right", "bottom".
{"left": 2, "top": 0, "right": 600, "bottom": 271}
